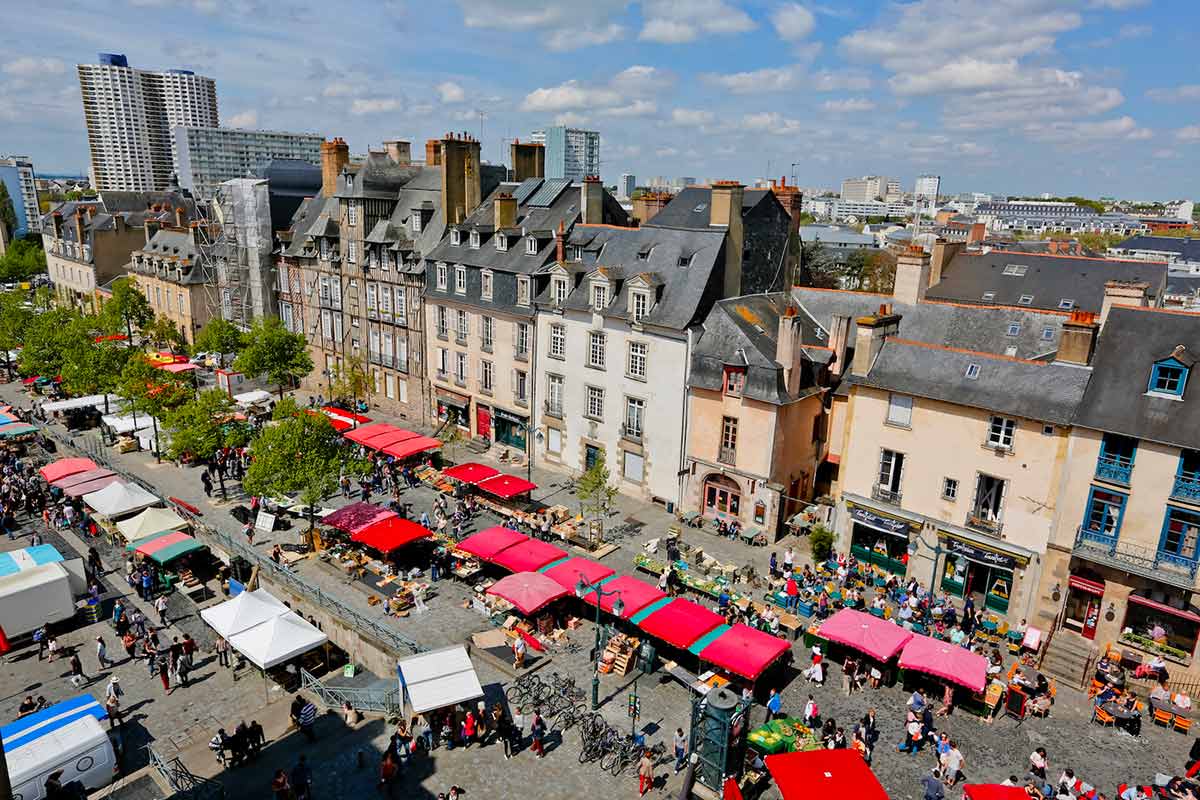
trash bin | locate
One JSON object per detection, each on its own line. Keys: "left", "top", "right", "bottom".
{"left": 665, "top": 501, "right": 675, "bottom": 515}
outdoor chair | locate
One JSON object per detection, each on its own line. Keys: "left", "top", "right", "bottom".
{"left": 1153, "top": 708, "right": 1174, "bottom": 727}
{"left": 1093, "top": 707, "right": 1116, "bottom": 727}
{"left": 1174, "top": 717, "right": 1192, "bottom": 734}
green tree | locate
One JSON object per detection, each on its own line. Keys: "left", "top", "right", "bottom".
{"left": 32, "top": 285, "right": 54, "bottom": 312}
{"left": 437, "top": 418, "right": 466, "bottom": 464}
{"left": 120, "top": 354, "right": 194, "bottom": 461}
{"left": 193, "top": 318, "right": 246, "bottom": 367}
{"left": 0, "top": 239, "right": 48, "bottom": 281}
{"left": 59, "top": 322, "right": 132, "bottom": 414}
{"left": 144, "top": 313, "right": 187, "bottom": 354}
{"left": 328, "top": 354, "right": 370, "bottom": 408}
{"left": 18, "top": 307, "right": 80, "bottom": 378}
{"left": 809, "top": 524, "right": 835, "bottom": 561}
{"left": 0, "top": 181, "right": 16, "bottom": 241}
{"left": 576, "top": 449, "right": 618, "bottom": 545}
{"left": 99, "top": 277, "right": 153, "bottom": 339}
{"left": 233, "top": 316, "right": 313, "bottom": 400}
{"left": 163, "top": 389, "right": 251, "bottom": 497}
{"left": 243, "top": 411, "right": 368, "bottom": 545}
{"left": 799, "top": 240, "right": 841, "bottom": 288}
{"left": 0, "top": 291, "right": 33, "bottom": 381}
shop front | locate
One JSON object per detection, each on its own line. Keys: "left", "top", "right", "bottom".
{"left": 493, "top": 408, "right": 528, "bottom": 452}
{"left": 436, "top": 392, "right": 471, "bottom": 431}
{"left": 1120, "top": 592, "right": 1200, "bottom": 666}
{"left": 936, "top": 532, "right": 1029, "bottom": 615}
{"left": 846, "top": 502, "right": 914, "bottom": 575}
{"left": 1061, "top": 574, "right": 1105, "bottom": 640}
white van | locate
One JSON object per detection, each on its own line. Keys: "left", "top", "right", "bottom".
{"left": 2, "top": 695, "right": 116, "bottom": 800}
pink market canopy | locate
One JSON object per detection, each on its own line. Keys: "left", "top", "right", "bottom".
{"left": 456, "top": 526, "right": 529, "bottom": 560}
{"left": 39, "top": 458, "right": 97, "bottom": 483}
{"left": 51, "top": 468, "right": 115, "bottom": 490}
{"left": 699, "top": 624, "right": 790, "bottom": 681}
{"left": 540, "top": 557, "right": 615, "bottom": 593}
{"left": 486, "top": 571, "right": 569, "bottom": 615}
{"left": 580, "top": 575, "right": 666, "bottom": 619}
{"left": 899, "top": 634, "right": 989, "bottom": 694}
{"left": 818, "top": 608, "right": 913, "bottom": 662}
{"left": 489, "top": 538, "right": 567, "bottom": 573}
{"left": 322, "top": 502, "right": 396, "bottom": 535}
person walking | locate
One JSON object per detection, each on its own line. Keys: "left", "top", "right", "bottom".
{"left": 154, "top": 594, "right": 169, "bottom": 627}
{"left": 298, "top": 696, "right": 318, "bottom": 742}
{"left": 141, "top": 570, "right": 153, "bottom": 602}
{"left": 942, "top": 741, "right": 965, "bottom": 788}
{"left": 157, "top": 655, "right": 171, "bottom": 693}
{"left": 783, "top": 545, "right": 795, "bottom": 575}
{"left": 104, "top": 676, "right": 123, "bottom": 728}
{"left": 673, "top": 727, "right": 688, "bottom": 773}
{"left": 766, "top": 688, "right": 783, "bottom": 722}
{"left": 201, "top": 471, "right": 213, "bottom": 498}
{"left": 378, "top": 751, "right": 399, "bottom": 797}
{"left": 638, "top": 749, "right": 655, "bottom": 796}
{"left": 530, "top": 710, "right": 546, "bottom": 758}
{"left": 271, "top": 768, "right": 291, "bottom": 800}
{"left": 68, "top": 651, "right": 86, "bottom": 687}
{"left": 291, "top": 755, "right": 313, "bottom": 800}
{"left": 96, "top": 636, "right": 112, "bottom": 669}
{"left": 215, "top": 636, "right": 230, "bottom": 668}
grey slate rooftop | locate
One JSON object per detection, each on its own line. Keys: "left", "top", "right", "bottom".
{"left": 1114, "top": 235, "right": 1200, "bottom": 263}
{"left": 643, "top": 186, "right": 771, "bottom": 230}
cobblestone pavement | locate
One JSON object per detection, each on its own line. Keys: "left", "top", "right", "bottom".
{"left": 4, "top": 382, "right": 1195, "bottom": 799}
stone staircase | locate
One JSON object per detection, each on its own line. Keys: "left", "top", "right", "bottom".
{"left": 1041, "top": 628, "right": 1098, "bottom": 688}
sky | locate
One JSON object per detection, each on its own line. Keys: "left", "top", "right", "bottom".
{"left": 1, "top": 0, "right": 1197, "bottom": 199}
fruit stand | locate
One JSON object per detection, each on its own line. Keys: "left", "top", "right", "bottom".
{"left": 746, "top": 718, "right": 821, "bottom": 755}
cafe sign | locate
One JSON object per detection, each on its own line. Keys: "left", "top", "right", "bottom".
{"left": 942, "top": 534, "right": 1027, "bottom": 571}
{"left": 849, "top": 504, "right": 911, "bottom": 538}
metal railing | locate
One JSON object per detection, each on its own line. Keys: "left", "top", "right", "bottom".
{"left": 300, "top": 668, "right": 401, "bottom": 715}
{"left": 872, "top": 485, "right": 902, "bottom": 504}
{"left": 965, "top": 512, "right": 1003, "bottom": 535}
{"left": 147, "top": 747, "right": 227, "bottom": 800}
{"left": 1095, "top": 455, "right": 1133, "bottom": 485}
{"left": 1172, "top": 473, "right": 1200, "bottom": 503}
{"left": 1073, "top": 525, "right": 1198, "bottom": 589}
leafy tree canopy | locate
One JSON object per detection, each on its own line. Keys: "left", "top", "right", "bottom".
{"left": 99, "top": 277, "right": 153, "bottom": 336}
{"left": 0, "top": 239, "right": 47, "bottom": 281}
{"left": 144, "top": 313, "right": 187, "bottom": 354}
{"left": 120, "top": 354, "right": 192, "bottom": 418}
{"left": 193, "top": 318, "right": 246, "bottom": 366}
{"left": 328, "top": 354, "right": 370, "bottom": 405}
{"left": 0, "top": 181, "right": 16, "bottom": 239}
{"left": 163, "top": 389, "right": 249, "bottom": 462}
{"left": 233, "top": 316, "right": 313, "bottom": 399}
{"left": 577, "top": 448, "right": 618, "bottom": 523}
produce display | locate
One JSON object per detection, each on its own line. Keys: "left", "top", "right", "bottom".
{"left": 746, "top": 718, "right": 820, "bottom": 755}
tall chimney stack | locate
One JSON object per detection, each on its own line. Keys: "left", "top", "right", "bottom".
{"left": 174, "top": 206, "right": 186, "bottom": 228}
{"left": 383, "top": 140, "right": 411, "bottom": 165}
{"left": 581, "top": 175, "right": 603, "bottom": 225}
{"left": 1100, "top": 280, "right": 1149, "bottom": 326}
{"left": 851, "top": 305, "right": 902, "bottom": 376}
{"left": 440, "top": 134, "right": 481, "bottom": 225}
{"left": 632, "top": 192, "right": 670, "bottom": 225}
{"left": 772, "top": 176, "right": 804, "bottom": 236}
{"left": 1056, "top": 310, "right": 1099, "bottom": 366}
{"left": 510, "top": 139, "right": 545, "bottom": 182}
{"left": 710, "top": 181, "right": 745, "bottom": 299}
{"left": 893, "top": 244, "right": 932, "bottom": 305}
{"left": 74, "top": 209, "right": 85, "bottom": 249}
{"left": 494, "top": 192, "right": 517, "bottom": 230}
{"left": 425, "top": 139, "right": 442, "bottom": 166}
{"left": 777, "top": 304, "right": 803, "bottom": 395}
{"left": 320, "top": 138, "right": 350, "bottom": 198}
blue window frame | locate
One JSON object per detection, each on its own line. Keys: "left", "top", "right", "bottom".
{"left": 1096, "top": 433, "right": 1137, "bottom": 485}
{"left": 1148, "top": 357, "right": 1189, "bottom": 397}
{"left": 1159, "top": 505, "right": 1200, "bottom": 562}
{"left": 1081, "top": 486, "right": 1127, "bottom": 542}
{"left": 1174, "top": 450, "right": 1200, "bottom": 503}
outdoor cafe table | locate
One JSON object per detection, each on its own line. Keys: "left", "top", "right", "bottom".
{"left": 1151, "top": 696, "right": 1192, "bottom": 718}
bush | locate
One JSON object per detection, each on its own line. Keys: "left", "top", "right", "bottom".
{"left": 809, "top": 524, "right": 835, "bottom": 561}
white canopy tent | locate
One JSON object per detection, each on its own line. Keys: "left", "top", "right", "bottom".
{"left": 101, "top": 413, "right": 157, "bottom": 435}
{"left": 40, "top": 394, "right": 121, "bottom": 413}
{"left": 234, "top": 389, "right": 273, "bottom": 407}
{"left": 116, "top": 507, "right": 189, "bottom": 543}
{"left": 396, "top": 645, "right": 484, "bottom": 715}
{"left": 200, "top": 589, "right": 290, "bottom": 639}
{"left": 82, "top": 481, "right": 160, "bottom": 518}
{"left": 228, "top": 612, "right": 327, "bottom": 669}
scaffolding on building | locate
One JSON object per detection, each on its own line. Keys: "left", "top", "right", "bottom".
{"left": 197, "top": 178, "right": 276, "bottom": 330}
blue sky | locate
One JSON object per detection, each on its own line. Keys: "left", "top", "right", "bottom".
{"left": 1, "top": 0, "right": 1196, "bottom": 199}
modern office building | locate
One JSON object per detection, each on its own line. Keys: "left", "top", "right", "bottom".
{"left": 531, "top": 126, "right": 600, "bottom": 182}
{"left": 914, "top": 174, "right": 941, "bottom": 202}
{"left": 173, "top": 127, "right": 322, "bottom": 200}
{"left": 0, "top": 156, "right": 40, "bottom": 237}
{"left": 77, "top": 53, "right": 218, "bottom": 191}
{"left": 619, "top": 173, "right": 636, "bottom": 200}
{"left": 840, "top": 176, "right": 896, "bottom": 203}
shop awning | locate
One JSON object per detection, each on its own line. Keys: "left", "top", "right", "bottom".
{"left": 699, "top": 624, "right": 791, "bottom": 681}
{"left": 51, "top": 467, "right": 114, "bottom": 490}
{"left": 397, "top": 645, "right": 484, "bottom": 715}
{"left": 541, "top": 557, "right": 615, "bottom": 593}
{"left": 765, "top": 749, "right": 888, "bottom": 800}
{"left": 344, "top": 423, "right": 393, "bottom": 445}
{"left": 442, "top": 462, "right": 502, "bottom": 484}
{"left": 1068, "top": 575, "right": 1105, "bottom": 596}
{"left": 1128, "top": 593, "right": 1200, "bottom": 623}
{"left": 490, "top": 538, "right": 567, "bottom": 573}
{"left": 637, "top": 598, "right": 725, "bottom": 651}
{"left": 200, "top": 588, "right": 291, "bottom": 638}
{"left": 381, "top": 435, "right": 441, "bottom": 459}
{"left": 486, "top": 571, "right": 570, "bottom": 615}
{"left": 40, "top": 394, "right": 119, "bottom": 413}
{"left": 899, "top": 635, "right": 988, "bottom": 694}
{"left": 158, "top": 362, "right": 198, "bottom": 373}
{"left": 351, "top": 517, "right": 433, "bottom": 553}
{"left": 64, "top": 474, "right": 124, "bottom": 497}
{"left": 818, "top": 608, "right": 913, "bottom": 662}
{"left": 132, "top": 530, "right": 206, "bottom": 565}
{"left": 456, "top": 526, "right": 529, "bottom": 560}
{"left": 366, "top": 429, "right": 421, "bottom": 449}
{"left": 322, "top": 502, "right": 396, "bottom": 535}
{"left": 0, "top": 423, "right": 36, "bottom": 438}
{"left": 83, "top": 481, "right": 160, "bottom": 518}
{"left": 117, "top": 507, "right": 188, "bottom": 543}
{"left": 580, "top": 575, "right": 666, "bottom": 619}
{"left": 476, "top": 473, "right": 538, "bottom": 499}
{"left": 228, "top": 612, "right": 327, "bottom": 670}
{"left": 39, "top": 457, "right": 98, "bottom": 483}
{"left": 963, "top": 786, "right": 1033, "bottom": 800}
{"left": 322, "top": 405, "right": 372, "bottom": 424}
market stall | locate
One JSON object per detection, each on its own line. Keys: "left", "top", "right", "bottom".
{"left": 381, "top": 435, "right": 441, "bottom": 460}
{"left": 486, "top": 571, "right": 570, "bottom": 615}
{"left": 51, "top": 468, "right": 115, "bottom": 490}
{"left": 580, "top": 575, "right": 666, "bottom": 619}
{"left": 343, "top": 422, "right": 394, "bottom": 445}
{"left": 322, "top": 502, "right": 396, "bottom": 535}
{"left": 818, "top": 608, "right": 913, "bottom": 662}
{"left": 307, "top": 410, "right": 352, "bottom": 432}
{"left": 40, "top": 395, "right": 120, "bottom": 415}
{"left": 636, "top": 598, "right": 725, "bottom": 651}
{"left": 0, "top": 544, "right": 64, "bottom": 577}
{"left": 82, "top": 481, "right": 160, "bottom": 519}
{"left": 63, "top": 474, "right": 124, "bottom": 498}
{"left": 764, "top": 749, "right": 888, "bottom": 800}
{"left": 698, "top": 624, "right": 790, "bottom": 682}
{"left": 396, "top": 644, "right": 484, "bottom": 715}
{"left": 456, "top": 526, "right": 529, "bottom": 560}
{"left": 233, "top": 389, "right": 273, "bottom": 408}
{"left": 489, "top": 538, "right": 567, "bottom": 573}
{"left": 116, "top": 507, "right": 189, "bottom": 544}
{"left": 441, "top": 462, "right": 502, "bottom": 484}
{"left": 364, "top": 429, "right": 420, "bottom": 450}
{"left": 350, "top": 517, "right": 433, "bottom": 554}
{"left": 748, "top": 718, "right": 821, "bottom": 757}
{"left": 200, "top": 589, "right": 291, "bottom": 638}
{"left": 227, "top": 611, "right": 327, "bottom": 669}
{"left": 0, "top": 422, "right": 37, "bottom": 439}
{"left": 39, "top": 457, "right": 98, "bottom": 483}
{"left": 100, "top": 414, "right": 156, "bottom": 436}
{"left": 322, "top": 405, "right": 371, "bottom": 427}
{"left": 899, "top": 634, "right": 989, "bottom": 693}
{"left": 540, "top": 556, "right": 614, "bottom": 592}
{"left": 476, "top": 473, "right": 538, "bottom": 500}
{"left": 128, "top": 530, "right": 205, "bottom": 565}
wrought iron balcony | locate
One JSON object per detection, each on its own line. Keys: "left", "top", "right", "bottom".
{"left": 1074, "top": 525, "right": 1199, "bottom": 589}
{"left": 1172, "top": 473, "right": 1200, "bottom": 504}
{"left": 872, "top": 485, "right": 902, "bottom": 504}
{"left": 1095, "top": 455, "right": 1133, "bottom": 485}
{"left": 718, "top": 446, "right": 737, "bottom": 466}
{"left": 965, "top": 512, "right": 1003, "bottom": 535}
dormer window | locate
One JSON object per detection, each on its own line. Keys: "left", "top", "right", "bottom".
{"left": 496, "top": 234, "right": 508, "bottom": 252}
{"left": 517, "top": 276, "right": 531, "bottom": 306}
{"left": 469, "top": 231, "right": 480, "bottom": 249}
{"left": 1149, "top": 358, "right": 1189, "bottom": 398}
{"left": 450, "top": 229, "right": 461, "bottom": 246}
{"left": 481, "top": 270, "right": 493, "bottom": 301}
{"left": 723, "top": 367, "right": 745, "bottom": 396}
{"left": 552, "top": 277, "right": 568, "bottom": 305}
{"left": 631, "top": 291, "right": 650, "bottom": 322}
{"left": 346, "top": 174, "right": 354, "bottom": 188}
{"left": 454, "top": 266, "right": 467, "bottom": 295}
{"left": 369, "top": 249, "right": 379, "bottom": 269}
{"left": 592, "top": 282, "right": 608, "bottom": 311}
{"left": 526, "top": 236, "right": 538, "bottom": 255}
{"left": 436, "top": 263, "right": 447, "bottom": 291}
{"left": 571, "top": 246, "right": 583, "bottom": 261}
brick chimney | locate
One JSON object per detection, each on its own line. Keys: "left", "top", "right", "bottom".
{"left": 581, "top": 175, "right": 604, "bottom": 225}
{"left": 383, "top": 140, "right": 410, "bottom": 165}
{"left": 556, "top": 221, "right": 565, "bottom": 265}
{"left": 967, "top": 222, "right": 986, "bottom": 244}
{"left": 851, "top": 304, "right": 902, "bottom": 376}
{"left": 893, "top": 244, "right": 931, "bottom": 305}
{"left": 930, "top": 238, "right": 963, "bottom": 287}
{"left": 711, "top": 181, "right": 745, "bottom": 299}
{"left": 777, "top": 303, "right": 803, "bottom": 395}
{"left": 440, "top": 133, "right": 481, "bottom": 225}
{"left": 320, "top": 138, "right": 350, "bottom": 198}
{"left": 772, "top": 176, "right": 804, "bottom": 236}
{"left": 424, "top": 139, "right": 442, "bottom": 166}
{"left": 827, "top": 314, "right": 852, "bottom": 377}
{"left": 51, "top": 211, "right": 62, "bottom": 239}
{"left": 74, "top": 209, "right": 85, "bottom": 247}
{"left": 632, "top": 192, "right": 669, "bottom": 225}
{"left": 1100, "top": 280, "right": 1148, "bottom": 326}
{"left": 174, "top": 206, "right": 186, "bottom": 228}
{"left": 1056, "top": 310, "right": 1099, "bottom": 365}
{"left": 510, "top": 139, "right": 545, "bottom": 182}
{"left": 494, "top": 192, "right": 517, "bottom": 230}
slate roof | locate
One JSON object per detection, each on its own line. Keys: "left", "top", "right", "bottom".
{"left": 790, "top": 287, "right": 1068, "bottom": 360}
{"left": 280, "top": 195, "right": 339, "bottom": 258}
{"left": 1073, "top": 306, "right": 1200, "bottom": 449}
{"left": 799, "top": 225, "right": 875, "bottom": 247}
{"left": 129, "top": 229, "right": 207, "bottom": 285}
{"left": 335, "top": 152, "right": 425, "bottom": 200}
{"left": 643, "top": 186, "right": 772, "bottom": 230}
{"left": 1166, "top": 272, "right": 1200, "bottom": 297}
{"left": 927, "top": 250, "right": 1168, "bottom": 312}
{"left": 1114, "top": 235, "right": 1200, "bottom": 263}
{"left": 851, "top": 338, "right": 1090, "bottom": 425}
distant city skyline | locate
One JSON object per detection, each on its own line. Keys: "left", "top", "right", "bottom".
{"left": 1, "top": 0, "right": 1195, "bottom": 199}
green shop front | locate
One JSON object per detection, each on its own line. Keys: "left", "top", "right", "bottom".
{"left": 936, "top": 531, "right": 1031, "bottom": 615}
{"left": 493, "top": 407, "right": 529, "bottom": 453}
{"left": 847, "top": 502, "right": 918, "bottom": 576}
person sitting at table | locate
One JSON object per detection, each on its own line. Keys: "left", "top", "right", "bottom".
{"left": 942, "top": 605, "right": 958, "bottom": 628}
{"left": 949, "top": 625, "right": 967, "bottom": 647}
{"left": 898, "top": 603, "right": 914, "bottom": 627}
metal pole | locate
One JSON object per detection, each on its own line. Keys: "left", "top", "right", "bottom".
{"left": 592, "top": 594, "right": 602, "bottom": 710}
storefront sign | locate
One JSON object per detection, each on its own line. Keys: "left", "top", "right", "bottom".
{"left": 942, "top": 534, "right": 1023, "bottom": 571}
{"left": 848, "top": 505, "right": 910, "bottom": 538}
{"left": 494, "top": 408, "right": 528, "bottom": 424}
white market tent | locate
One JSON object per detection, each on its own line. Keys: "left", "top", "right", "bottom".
{"left": 234, "top": 390, "right": 273, "bottom": 407}
{"left": 41, "top": 394, "right": 121, "bottom": 413}
{"left": 101, "top": 413, "right": 157, "bottom": 435}
{"left": 396, "top": 645, "right": 484, "bottom": 715}
{"left": 116, "top": 506, "right": 188, "bottom": 543}
{"left": 228, "top": 612, "right": 327, "bottom": 669}
{"left": 200, "top": 589, "right": 290, "bottom": 639}
{"left": 82, "top": 481, "right": 160, "bottom": 518}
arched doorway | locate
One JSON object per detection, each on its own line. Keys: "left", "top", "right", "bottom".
{"left": 702, "top": 474, "right": 742, "bottom": 521}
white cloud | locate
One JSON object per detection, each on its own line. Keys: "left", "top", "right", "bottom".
{"left": 547, "top": 23, "right": 623, "bottom": 49}
{"left": 521, "top": 80, "right": 621, "bottom": 112}
{"left": 809, "top": 70, "right": 872, "bottom": 91}
{"left": 1177, "top": 126, "right": 1200, "bottom": 142}
{"left": 554, "top": 111, "right": 591, "bottom": 126}
{"left": 821, "top": 97, "right": 876, "bottom": 112}
{"left": 350, "top": 98, "right": 400, "bottom": 115}
{"left": 227, "top": 110, "right": 258, "bottom": 128}
{"left": 599, "top": 100, "right": 658, "bottom": 117}
{"left": 670, "top": 108, "right": 714, "bottom": 126}
{"left": 3, "top": 56, "right": 66, "bottom": 76}
{"left": 742, "top": 112, "right": 782, "bottom": 131}
{"left": 1147, "top": 85, "right": 1200, "bottom": 102}
{"left": 655, "top": 146, "right": 679, "bottom": 157}
{"left": 437, "top": 81, "right": 465, "bottom": 104}
{"left": 704, "top": 65, "right": 801, "bottom": 93}
{"left": 771, "top": 3, "right": 815, "bottom": 40}
{"left": 1088, "top": 0, "right": 1148, "bottom": 7}
{"left": 890, "top": 58, "right": 1021, "bottom": 95}
{"left": 456, "top": 0, "right": 626, "bottom": 51}
{"left": 611, "top": 65, "right": 673, "bottom": 92}
{"left": 1153, "top": 149, "right": 1180, "bottom": 159}
{"left": 322, "top": 82, "right": 358, "bottom": 98}
{"left": 639, "top": 0, "right": 755, "bottom": 43}
{"left": 1025, "top": 115, "right": 1152, "bottom": 144}
{"left": 522, "top": 67, "right": 668, "bottom": 115}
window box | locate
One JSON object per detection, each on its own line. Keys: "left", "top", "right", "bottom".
{"left": 1119, "top": 631, "right": 1192, "bottom": 665}
{"left": 965, "top": 514, "right": 1002, "bottom": 535}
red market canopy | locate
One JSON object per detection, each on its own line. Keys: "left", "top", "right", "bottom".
{"left": 323, "top": 502, "right": 396, "bottom": 535}
{"left": 899, "top": 634, "right": 989, "bottom": 694}
{"left": 344, "top": 423, "right": 394, "bottom": 445}
{"left": 541, "top": 557, "right": 615, "bottom": 592}
{"left": 382, "top": 435, "right": 441, "bottom": 460}
{"left": 581, "top": 575, "right": 666, "bottom": 618}
{"left": 39, "top": 458, "right": 98, "bottom": 483}
{"left": 637, "top": 598, "right": 725, "bottom": 651}
{"left": 367, "top": 429, "right": 422, "bottom": 450}
{"left": 766, "top": 749, "right": 888, "bottom": 800}
{"left": 476, "top": 473, "right": 538, "bottom": 499}
{"left": 322, "top": 405, "right": 371, "bottom": 424}
{"left": 442, "top": 462, "right": 502, "bottom": 484}
{"left": 311, "top": 412, "right": 353, "bottom": 432}
{"left": 21, "top": 376, "right": 38, "bottom": 385}
{"left": 490, "top": 538, "right": 567, "bottom": 573}
{"left": 699, "top": 624, "right": 790, "bottom": 681}
{"left": 456, "top": 526, "right": 529, "bottom": 560}
{"left": 133, "top": 530, "right": 206, "bottom": 565}
{"left": 158, "top": 362, "right": 199, "bottom": 373}
{"left": 818, "top": 608, "right": 913, "bottom": 662}
{"left": 351, "top": 517, "right": 433, "bottom": 553}
{"left": 486, "top": 572, "right": 569, "bottom": 615}
{"left": 963, "top": 787, "right": 1033, "bottom": 800}
{"left": 51, "top": 467, "right": 115, "bottom": 490}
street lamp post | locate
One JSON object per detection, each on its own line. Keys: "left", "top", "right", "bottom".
{"left": 575, "top": 574, "right": 624, "bottom": 711}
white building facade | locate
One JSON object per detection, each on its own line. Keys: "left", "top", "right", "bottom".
{"left": 173, "top": 127, "right": 322, "bottom": 199}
